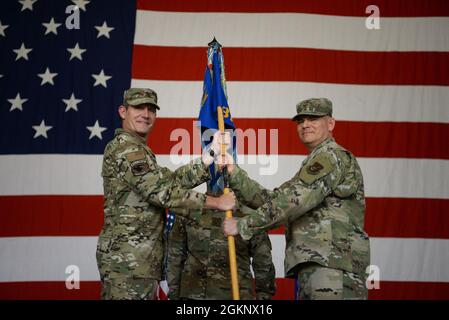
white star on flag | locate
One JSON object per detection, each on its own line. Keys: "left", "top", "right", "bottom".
{"left": 92, "top": 69, "right": 112, "bottom": 88}
{"left": 62, "top": 93, "right": 82, "bottom": 112}
{"left": 0, "top": 20, "right": 8, "bottom": 37}
{"left": 13, "top": 43, "right": 32, "bottom": 61}
{"left": 8, "top": 93, "right": 28, "bottom": 112}
{"left": 32, "top": 120, "right": 53, "bottom": 139}
{"left": 67, "top": 42, "right": 86, "bottom": 61}
{"left": 37, "top": 67, "right": 58, "bottom": 86}
{"left": 42, "top": 18, "right": 61, "bottom": 35}
{"left": 86, "top": 120, "right": 107, "bottom": 140}
{"left": 95, "top": 21, "right": 114, "bottom": 39}
{"left": 19, "top": 0, "right": 37, "bottom": 11}
{"left": 71, "top": 0, "right": 90, "bottom": 12}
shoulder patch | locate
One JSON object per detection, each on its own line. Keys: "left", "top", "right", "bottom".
{"left": 126, "top": 150, "right": 150, "bottom": 176}
{"left": 130, "top": 159, "right": 150, "bottom": 176}
{"left": 126, "top": 150, "right": 146, "bottom": 162}
{"left": 299, "top": 152, "right": 335, "bottom": 185}
{"left": 306, "top": 162, "right": 324, "bottom": 175}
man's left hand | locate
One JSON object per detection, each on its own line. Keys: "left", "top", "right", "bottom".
{"left": 223, "top": 217, "right": 239, "bottom": 236}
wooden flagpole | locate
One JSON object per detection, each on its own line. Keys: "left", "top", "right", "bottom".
{"left": 217, "top": 106, "right": 240, "bottom": 300}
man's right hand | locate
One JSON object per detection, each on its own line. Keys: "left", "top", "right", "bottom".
{"left": 204, "top": 191, "right": 237, "bottom": 211}
{"left": 217, "top": 191, "right": 236, "bottom": 211}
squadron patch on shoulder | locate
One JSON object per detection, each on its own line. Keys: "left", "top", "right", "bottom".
{"left": 125, "top": 150, "right": 150, "bottom": 176}
{"left": 299, "top": 153, "right": 334, "bottom": 185}
{"left": 306, "top": 162, "right": 324, "bottom": 175}
{"left": 130, "top": 159, "right": 150, "bottom": 176}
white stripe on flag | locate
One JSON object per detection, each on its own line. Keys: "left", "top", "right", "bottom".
{"left": 1, "top": 155, "right": 448, "bottom": 199}
{"left": 0, "top": 237, "right": 100, "bottom": 282}
{"left": 131, "top": 79, "right": 449, "bottom": 123}
{"left": 135, "top": 11, "right": 449, "bottom": 52}
{"left": 1, "top": 236, "right": 448, "bottom": 282}
{"left": 370, "top": 237, "right": 449, "bottom": 282}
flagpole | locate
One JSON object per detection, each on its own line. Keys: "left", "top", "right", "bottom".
{"left": 217, "top": 105, "right": 240, "bottom": 300}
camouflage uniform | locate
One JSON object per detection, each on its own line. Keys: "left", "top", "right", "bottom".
{"left": 167, "top": 205, "right": 276, "bottom": 300}
{"left": 96, "top": 89, "right": 211, "bottom": 300}
{"left": 229, "top": 98, "right": 370, "bottom": 300}
{"left": 296, "top": 263, "right": 367, "bottom": 300}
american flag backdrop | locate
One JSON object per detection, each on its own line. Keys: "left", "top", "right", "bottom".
{"left": 1, "top": 0, "right": 449, "bottom": 300}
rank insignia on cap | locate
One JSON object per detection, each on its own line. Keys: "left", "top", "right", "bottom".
{"left": 130, "top": 159, "right": 150, "bottom": 176}
{"left": 307, "top": 162, "right": 324, "bottom": 175}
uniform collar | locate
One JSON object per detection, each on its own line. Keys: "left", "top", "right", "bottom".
{"left": 114, "top": 128, "right": 147, "bottom": 146}
{"left": 309, "top": 137, "right": 335, "bottom": 157}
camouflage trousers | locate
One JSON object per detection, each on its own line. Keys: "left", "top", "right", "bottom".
{"left": 296, "top": 263, "right": 368, "bottom": 300}
{"left": 101, "top": 277, "right": 159, "bottom": 300}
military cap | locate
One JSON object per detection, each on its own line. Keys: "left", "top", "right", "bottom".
{"left": 292, "top": 98, "right": 332, "bottom": 121}
{"left": 123, "top": 88, "right": 160, "bottom": 109}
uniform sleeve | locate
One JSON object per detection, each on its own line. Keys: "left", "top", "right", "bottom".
{"left": 166, "top": 216, "right": 187, "bottom": 300}
{"left": 249, "top": 233, "right": 276, "bottom": 300}
{"left": 237, "top": 151, "right": 344, "bottom": 240}
{"left": 161, "top": 157, "right": 211, "bottom": 189}
{"left": 118, "top": 147, "right": 207, "bottom": 221}
{"left": 228, "top": 165, "right": 277, "bottom": 209}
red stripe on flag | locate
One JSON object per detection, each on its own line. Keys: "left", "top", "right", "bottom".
{"left": 145, "top": 118, "right": 449, "bottom": 159}
{"left": 1, "top": 196, "right": 449, "bottom": 239}
{"left": 0, "top": 280, "right": 294, "bottom": 300}
{"left": 365, "top": 198, "right": 449, "bottom": 238}
{"left": 368, "top": 281, "right": 449, "bottom": 300}
{"left": 132, "top": 46, "right": 449, "bottom": 85}
{"left": 1, "top": 280, "right": 448, "bottom": 300}
{"left": 0, "top": 281, "right": 101, "bottom": 300}
{"left": 269, "top": 226, "right": 286, "bottom": 235}
{"left": 272, "top": 278, "right": 295, "bottom": 300}
{"left": 137, "top": 0, "right": 449, "bottom": 17}
{"left": 269, "top": 198, "right": 449, "bottom": 239}
{"left": 0, "top": 196, "right": 103, "bottom": 237}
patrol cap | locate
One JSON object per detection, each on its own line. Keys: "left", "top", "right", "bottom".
{"left": 123, "top": 88, "right": 160, "bottom": 110}
{"left": 292, "top": 98, "right": 332, "bottom": 121}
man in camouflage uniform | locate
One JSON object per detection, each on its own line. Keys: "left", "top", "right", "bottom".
{"left": 96, "top": 88, "right": 236, "bottom": 300}
{"left": 167, "top": 202, "right": 276, "bottom": 300}
{"left": 223, "top": 98, "right": 370, "bottom": 300}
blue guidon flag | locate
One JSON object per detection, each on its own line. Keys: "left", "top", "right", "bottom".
{"left": 198, "top": 39, "right": 236, "bottom": 195}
